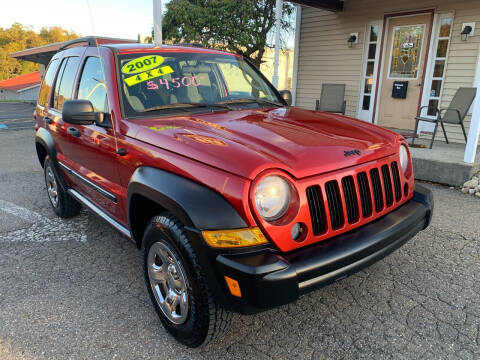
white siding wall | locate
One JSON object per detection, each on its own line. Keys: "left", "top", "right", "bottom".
{"left": 17, "top": 86, "right": 39, "bottom": 102}
{"left": 295, "top": 0, "right": 480, "bottom": 143}
{"left": 0, "top": 90, "right": 18, "bottom": 101}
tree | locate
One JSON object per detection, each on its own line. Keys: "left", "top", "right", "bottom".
{"left": 0, "top": 23, "right": 78, "bottom": 80}
{"left": 163, "top": 0, "right": 293, "bottom": 67}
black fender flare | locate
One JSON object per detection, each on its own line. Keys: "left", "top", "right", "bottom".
{"left": 127, "top": 167, "right": 251, "bottom": 308}
{"left": 127, "top": 166, "right": 247, "bottom": 237}
{"left": 35, "top": 127, "right": 57, "bottom": 164}
{"left": 35, "top": 128, "right": 67, "bottom": 190}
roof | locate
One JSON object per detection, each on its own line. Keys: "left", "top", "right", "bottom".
{"left": 0, "top": 71, "right": 41, "bottom": 92}
{"left": 111, "top": 43, "right": 237, "bottom": 56}
{"left": 10, "top": 36, "right": 137, "bottom": 65}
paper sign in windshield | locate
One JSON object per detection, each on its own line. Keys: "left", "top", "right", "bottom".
{"left": 124, "top": 66, "right": 174, "bottom": 86}
{"left": 121, "top": 55, "right": 164, "bottom": 74}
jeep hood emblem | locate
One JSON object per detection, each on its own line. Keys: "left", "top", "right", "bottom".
{"left": 344, "top": 149, "right": 361, "bottom": 157}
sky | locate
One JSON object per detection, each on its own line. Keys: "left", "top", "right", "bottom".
{"left": 2, "top": 0, "right": 168, "bottom": 40}
{"left": 2, "top": 0, "right": 295, "bottom": 47}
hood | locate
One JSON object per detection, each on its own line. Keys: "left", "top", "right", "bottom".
{"left": 124, "top": 107, "right": 400, "bottom": 180}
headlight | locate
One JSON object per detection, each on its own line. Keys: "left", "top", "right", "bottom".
{"left": 254, "top": 175, "right": 291, "bottom": 221}
{"left": 399, "top": 144, "right": 409, "bottom": 173}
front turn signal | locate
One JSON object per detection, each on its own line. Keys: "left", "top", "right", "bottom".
{"left": 202, "top": 227, "right": 268, "bottom": 248}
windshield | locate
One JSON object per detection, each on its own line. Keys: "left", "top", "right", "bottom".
{"left": 117, "top": 52, "right": 282, "bottom": 117}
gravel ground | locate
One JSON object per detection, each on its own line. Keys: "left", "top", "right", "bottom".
{"left": 0, "top": 114, "right": 479, "bottom": 359}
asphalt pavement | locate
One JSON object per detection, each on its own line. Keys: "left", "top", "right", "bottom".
{"left": 0, "top": 102, "right": 35, "bottom": 131}
{"left": 0, "top": 103, "right": 479, "bottom": 359}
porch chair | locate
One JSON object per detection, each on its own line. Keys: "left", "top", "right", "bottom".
{"left": 315, "top": 83, "right": 346, "bottom": 115}
{"left": 412, "top": 87, "right": 477, "bottom": 149}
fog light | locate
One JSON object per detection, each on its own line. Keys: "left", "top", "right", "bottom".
{"left": 291, "top": 222, "right": 306, "bottom": 242}
{"left": 291, "top": 223, "right": 301, "bottom": 240}
{"left": 224, "top": 276, "right": 242, "bottom": 298}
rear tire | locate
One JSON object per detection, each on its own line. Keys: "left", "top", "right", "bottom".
{"left": 43, "top": 156, "right": 81, "bottom": 218}
{"left": 142, "top": 213, "right": 232, "bottom": 347}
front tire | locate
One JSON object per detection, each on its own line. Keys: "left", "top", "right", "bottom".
{"left": 142, "top": 213, "right": 232, "bottom": 347}
{"left": 43, "top": 156, "right": 81, "bottom": 218}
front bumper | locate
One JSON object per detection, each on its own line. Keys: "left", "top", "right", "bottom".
{"left": 215, "top": 184, "right": 433, "bottom": 314}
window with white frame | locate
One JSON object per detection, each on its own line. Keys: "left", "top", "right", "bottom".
{"left": 358, "top": 23, "right": 381, "bottom": 121}
{"left": 425, "top": 16, "right": 453, "bottom": 116}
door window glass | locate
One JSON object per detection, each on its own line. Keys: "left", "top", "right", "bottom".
{"left": 77, "top": 57, "right": 108, "bottom": 112}
{"left": 388, "top": 25, "right": 425, "bottom": 79}
{"left": 52, "top": 57, "right": 80, "bottom": 110}
{"left": 38, "top": 59, "right": 59, "bottom": 107}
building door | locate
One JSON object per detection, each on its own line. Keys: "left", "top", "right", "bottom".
{"left": 377, "top": 14, "right": 432, "bottom": 130}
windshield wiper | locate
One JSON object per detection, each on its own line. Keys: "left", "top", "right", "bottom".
{"left": 141, "top": 102, "right": 233, "bottom": 113}
{"left": 219, "top": 97, "right": 283, "bottom": 107}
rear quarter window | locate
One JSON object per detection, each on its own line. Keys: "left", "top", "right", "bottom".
{"left": 37, "top": 59, "right": 59, "bottom": 107}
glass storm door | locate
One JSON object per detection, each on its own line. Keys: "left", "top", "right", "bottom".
{"left": 378, "top": 14, "right": 432, "bottom": 130}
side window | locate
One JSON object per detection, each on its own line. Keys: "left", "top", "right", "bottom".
{"left": 38, "top": 59, "right": 59, "bottom": 107}
{"left": 77, "top": 57, "right": 108, "bottom": 112}
{"left": 52, "top": 57, "right": 80, "bottom": 110}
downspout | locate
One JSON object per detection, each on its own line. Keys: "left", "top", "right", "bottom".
{"left": 273, "top": 0, "right": 283, "bottom": 88}
{"left": 464, "top": 44, "right": 480, "bottom": 164}
{"left": 291, "top": 5, "right": 302, "bottom": 106}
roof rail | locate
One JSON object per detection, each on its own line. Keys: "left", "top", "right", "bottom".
{"left": 174, "top": 43, "right": 208, "bottom": 48}
{"left": 57, "top": 36, "right": 139, "bottom": 52}
{"left": 58, "top": 37, "right": 99, "bottom": 51}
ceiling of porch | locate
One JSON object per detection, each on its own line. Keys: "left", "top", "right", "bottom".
{"left": 288, "top": 0, "right": 344, "bottom": 12}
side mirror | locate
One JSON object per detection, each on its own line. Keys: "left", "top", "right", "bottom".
{"left": 62, "top": 99, "right": 99, "bottom": 125}
{"left": 279, "top": 90, "right": 292, "bottom": 106}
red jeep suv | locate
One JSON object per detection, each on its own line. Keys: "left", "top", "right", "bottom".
{"left": 34, "top": 37, "right": 433, "bottom": 347}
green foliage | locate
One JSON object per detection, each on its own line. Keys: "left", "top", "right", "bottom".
{"left": 0, "top": 23, "right": 78, "bottom": 81}
{"left": 163, "top": 0, "right": 293, "bottom": 67}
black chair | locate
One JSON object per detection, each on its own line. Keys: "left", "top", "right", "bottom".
{"left": 315, "top": 83, "right": 346, "bottom": 115}
{"left": 412, "top": 87, "right": 477, "bottom": 149}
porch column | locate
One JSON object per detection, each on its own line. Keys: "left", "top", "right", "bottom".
{"left": 153, "top": 0, "right": 163, "bottom": 46}
{"left": 272, "top": 0, "right": 283, "bottom": 88}
{"left": 464, "top": 45, "right": 480, "bottom": 164}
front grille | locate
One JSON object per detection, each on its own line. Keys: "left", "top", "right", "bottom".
{"left": 357, "top": 172, "right": 372, "bottom": 217}
{"left": 306, "top": 161, "right": 403, "bottom": 236}
{"left": 306, "top": 185, "right": 327, "bottom": 235}
{"left": 391, "top": 161, "right": 402, "bottom": 201}
{"left": 341, "top": 176, "right": 359, "bottom": 223}
{"left": 381, "top": 165, "right": 394, "bottom": 207}
{"left": 325, "top": 180, "right": 344, "bottom": 230}
{"left": 370, "top": 168, "right": 384, "bottom": 212}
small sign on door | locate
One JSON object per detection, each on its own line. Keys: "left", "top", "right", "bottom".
{"left": 392, "top": 81, "right": 409, "bottom": 99}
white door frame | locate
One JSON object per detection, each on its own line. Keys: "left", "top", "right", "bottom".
{"left": 417, "top": 11, "right": 455, "bottom": 134}
{"left": 372, "top": 9, "right": 436, "bottom": 125}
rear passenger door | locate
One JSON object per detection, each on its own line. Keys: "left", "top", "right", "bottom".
{"left": 65, "top": 52, "right": 123, "bottom": 219}
{"left": 46, "top": 49, "right": 83, "bottom": 172}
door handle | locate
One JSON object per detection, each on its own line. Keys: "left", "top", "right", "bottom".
{"left": 67, "top": 127, "right": 81, "bottom": 138}
{"left": 44, "top": 116, "right": 53, "bottom": 124}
